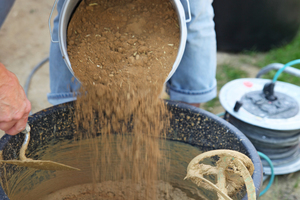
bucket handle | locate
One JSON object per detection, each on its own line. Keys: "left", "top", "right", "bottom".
{"left": 184, "top": 0, "right": 192, "bottom": 23}
{"left": 48, "top": 0, "right": 59, "bottom": 43}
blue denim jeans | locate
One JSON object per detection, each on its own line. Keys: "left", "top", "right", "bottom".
{"left": 167, "top": 0, "right": 217, "bottom": 103}
{"left": 48, "top": 0, "right": 216, "bottom": 105}
{"left": 47, "top": 0, "right": 81, "bottom": 105}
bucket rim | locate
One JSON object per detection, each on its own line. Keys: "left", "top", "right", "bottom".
{"left": 58, "top": 0, "right": 188, "bottom": 83}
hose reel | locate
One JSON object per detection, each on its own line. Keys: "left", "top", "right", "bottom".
{"left": 219, "top": 63, "right": 300, "bottom": 175}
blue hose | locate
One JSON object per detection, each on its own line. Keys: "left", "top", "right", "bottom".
{"left": 24, "top": 57, "right": 49, "bottom": 97}
{"left": 257, "top": 151, "right": 275, "bottom": 196}
{"left": 216, "top": 112, "right": 225, "bottom": 117}
{"left": 24, "top": 57, "right": 49, "bottom": 115}
{"left": 272, "top": 59, "right": 300, "bottom": 82}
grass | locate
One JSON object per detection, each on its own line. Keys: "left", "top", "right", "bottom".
{"left": 216, "top": 64, "right": 249, "bottom": 86}
{"left": 258, "top": 32, "right": 300, "bottom": 67}
{"left": 203, "top": 64, "right": 248, "bottom": 112}
{"left": 294, "top": 177, "right": 300, "bottom": 189}
{"left": 256, "top": 31, "right": 300, "bottom": 85}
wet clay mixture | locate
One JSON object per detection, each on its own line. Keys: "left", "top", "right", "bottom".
{"left": 67, "top": 0, "right": 179, "bottom": 199}
{"left": 44, "top": 181, "right": 194, "bottom": 200}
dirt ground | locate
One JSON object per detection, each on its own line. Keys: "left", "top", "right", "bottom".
{"left": 1, "top": 0, "right": 300, "bottom": 199}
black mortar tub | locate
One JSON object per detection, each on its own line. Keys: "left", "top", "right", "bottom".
{"left": 0, "top": 101, "right": 263, "bottom": 200}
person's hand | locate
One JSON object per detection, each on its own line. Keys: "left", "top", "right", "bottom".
{"left": 0, "top": 63, "right": 31, "bottom": 135}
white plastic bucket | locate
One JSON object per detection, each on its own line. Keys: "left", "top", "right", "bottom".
{"left": 50, "top": 0, "right": 190, "bottom": 82}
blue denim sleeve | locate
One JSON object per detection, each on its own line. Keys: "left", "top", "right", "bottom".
{"left": 0, "top": 0, "right": 16, "bottom": 28}
{"left": 166, "top": 0, "right": 217, "bottom": 103}
{"left": 48, "top": 0, "right": 81, "bottom": 105}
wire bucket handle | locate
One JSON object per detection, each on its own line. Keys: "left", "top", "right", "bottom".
{"left": 183, "top": 0, "right": 192, "bottom": 23}
{"left": 49, "top": 0, "right": 59, "bottom": 43}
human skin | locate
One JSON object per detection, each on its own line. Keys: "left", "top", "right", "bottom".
{"left": 188, "top": 103, "right": 201, "bottom": 108}
{"left": 0, "top": 63, "right": 31, "bottom": 135}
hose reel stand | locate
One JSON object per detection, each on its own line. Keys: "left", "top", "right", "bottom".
{"left": 219, "top": 63, "right": 300, "bottom": 176}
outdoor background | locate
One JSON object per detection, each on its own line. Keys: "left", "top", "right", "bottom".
{"left": 1, "top": 0, "right": 300, "bottom": 199}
